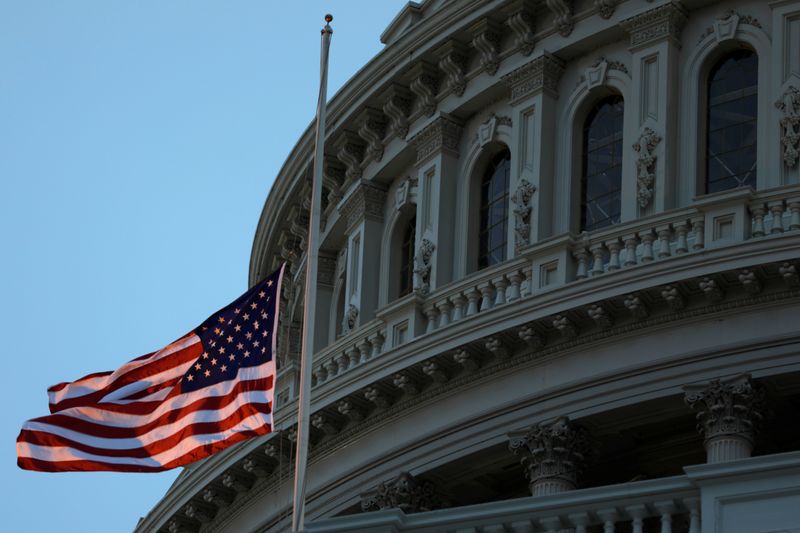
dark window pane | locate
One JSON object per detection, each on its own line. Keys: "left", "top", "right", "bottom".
{"left": 705, "top": 50, "right": 758, "bottom": 193}
{"left": 398, "top": 216, "right": 416, "bottom": 297}
{"left": 581, "top": 95, "right": 623, "bottom": 232}
{"left": 478, "top": 149, "right": 510, "bottom": 269}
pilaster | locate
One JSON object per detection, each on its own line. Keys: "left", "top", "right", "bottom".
{"left": 411, "top": 114, "right": 463, "bottom": 290}
{"left": 619, "top": 1, "right": 687, "bottom": 215}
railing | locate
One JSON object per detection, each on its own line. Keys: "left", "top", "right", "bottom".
{"left": 305, "top": 475, "right": 700, "bottom": 533}
{"left": 309, "top": 185, "right": 800, "bottom": 390}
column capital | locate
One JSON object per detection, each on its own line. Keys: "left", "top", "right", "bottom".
{"left": 684, "top": 374, "right": 765, "bottom": 463}
{"left": 502, "top": 51, "right": 565, "bottom": 104}
{"left": 361, "top": 472, "right": 444, "bottom": 513}
{"left": 338, "top": 180, "right": 387, "bottom": 234}
{"left": 509, "top": 416, "right": 588, "bottom": 496}
{"left": 411, "top": 113, "right": 463, "bottom": 164}
{"left": 619, "top": 1, "right": 688, "bottom": 51}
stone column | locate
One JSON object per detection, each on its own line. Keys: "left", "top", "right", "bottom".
{"left": 410, "top": 114, "right": 462, "bottom": 291}
{"left": 337, "top": 181, "right": 387, "bottom": 327}
{"left": 510, "top": 416, "right": 588, "bottom": 496}
{"left": 619, "top": 1, "right": 687, "bottom": 216}
{"left": 684, "top": 374, "right": 765, "bottom": 463}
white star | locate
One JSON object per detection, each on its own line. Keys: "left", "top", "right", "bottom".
{"left": 236, "top": 342, "right": 244, "bottom": 350}
{"left": 250, "top": 302, "right": 258, "bottom": 310}
{"left": 262, "top": 329, "right": 268, "bottom": 337}
{"left": 220, "top": 364, "right": 227, "bottom": 372}
{"left": 202, "top": 352, "right": 209, "bottom": 359}
{"left": 243, "top": 313, "right": 250, "bottom": 321}
{"left": 258, "top": 291, "right": 266, "bottom": 298}
{"left": 244, "top": 350, "right": 250, "bottom": 357}
{"left": 234, "top": 308, "right": 240, "bottom": 314}
{"left": 267, "top": 280, "right": 273, "bottom": 287}
{"left": 218, "top": 316, "right": 226, "bottom": 323}
{"left": 261, "top": 346, "right": 266, "bottom": 354}
{"left": 234, "top": 324, "right": 241, "bottom": 332}
{"left": 229, "top": 354, "right": 235, "bottom": 361}
{"left": 187, "top": 374, "right": 194, "bottom": 382}
{"left": 253, "top": 340, "right": 260, "bottom": 348}
{"left": 211, "top": 358, "right": 217, "bottom": 365}
{"left": 194, "top": 363, "right": 202, "bottom": 371}
{"left": 261, "top": 312, "right": 268, "bottom": 320}
{"left": 253, "top": 320, "right": 260, "bottom": 330}
{"left": 245, "top": 332, "right": 252, "bottom": 340}
{"left": 204, "top": 370, "right": 211, "bottom": 377}
{"left": 226, "top": 336, "right": 233, "bottom": 343}
{"left": 219, "top": 347, "right": 226, "bottom": 354}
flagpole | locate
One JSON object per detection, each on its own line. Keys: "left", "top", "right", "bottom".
{"left": 292, "top": 14, "right": 332, "bottom": 533}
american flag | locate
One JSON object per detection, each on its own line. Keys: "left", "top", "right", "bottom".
{"left": 16, "top": 265, "right": 284, "bottom": 472}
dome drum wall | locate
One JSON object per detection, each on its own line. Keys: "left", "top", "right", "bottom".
{"left": 140, "top": 1, "right": 800, "bottom": 532}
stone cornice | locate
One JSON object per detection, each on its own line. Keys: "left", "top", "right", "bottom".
{"left": 411, "top": 114, "right": 463, "bottom": 164}
{"left": 619, "top": 1, "right": 688, "bottom": 50}
{"left": 502, "top": 51, "right": 565, "bottom": 104}
{"left": 337, "top": 180, "right": 387, "bottom": 234}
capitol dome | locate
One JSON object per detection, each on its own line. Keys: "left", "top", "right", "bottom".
{"left": 137, "top": 0, "right": 800, "bottom": 531}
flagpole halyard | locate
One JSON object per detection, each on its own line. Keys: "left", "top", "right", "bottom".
{"left": 291, "top": 14, "right": 333, "bottom": 532}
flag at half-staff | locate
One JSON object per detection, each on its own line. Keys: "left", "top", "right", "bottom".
{"left": 17, "top": 265, "right": 285, "bottom": 472}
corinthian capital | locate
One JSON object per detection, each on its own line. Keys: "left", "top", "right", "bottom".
{"left": 502, "top": 51, "right": 564, "bottom": 104}
{"left": 619, "top": 1, "right": 688, "bottom": 50}
{"left": 684, "top": 374, "right": 765, "bottom": 463}
{"left": 509, "top": 416, "right": 588, "bottom": 496}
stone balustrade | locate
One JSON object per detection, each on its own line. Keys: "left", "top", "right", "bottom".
{"left": 311, "top": 320, "right": 386, "bottom": 388}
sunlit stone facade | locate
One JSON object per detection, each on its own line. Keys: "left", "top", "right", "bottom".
{"left": 138, "top": 1, "right": 800, "bottom": 531}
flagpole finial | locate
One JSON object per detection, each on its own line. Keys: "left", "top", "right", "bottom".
{"left": 322, "top": 13, "right": 333, "bottom": 34}
{"left": 324, "top": 14, "right": 333, "bottom": 23}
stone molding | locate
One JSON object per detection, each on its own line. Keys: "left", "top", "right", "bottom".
{"left": 594, "top": 0, "right": 617, "bottom": 20}
{"left": 545, "top": 0, "right": 574, "bottom": 37}
{"left": 411, "top": 114, "right": 463, "bottom": 164}
{"left": 337, "top": 180, "right": 387, "bottom": 234}
{"left": 510, "top": 416, "right": 589, "bottom": 496}
{"left": 684, "top": 374, "right": 766, "bottom": 463}
{"left": 502, "top": 52, "right": 565, "bottom": 104}
{"left": 619, "top": 1, "right": 688, "bottom": 50}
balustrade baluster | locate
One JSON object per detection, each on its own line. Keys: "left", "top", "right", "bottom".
{"left": 522, "top": 265, "right": 533, "bottom": 297}
{"left": 769, "top": 201, "right": 786, "bottom": 234}
{"left": 346, "top": 346, "right": 360, "bottom": 368}
{"left": 437, "top": 299, "right": 452, "bottom": 328}
{"left": 655, "top": 501, "right": 675, "bottom": 533}
{"left": 369, "top": 331, "right": 384, "bottom": 358}
{"left": 657, "top": 224, "right": 673, "bottom": 258}
{"left": 573, "top": 245, "right": 590, "bottom": 279}
{"left": 450, "top": 293, "right": 466, "bottom": 321}
{"left": 568, "top": 512, "right": 590, "bottom": 533}
{"left": 638, "top": 230, "right": 655, "bottom": 262}
{"left": 750, "top": 203, "right": 767, "bottom": 237}
{"left": 335, "top": 352, "right": 349, "bottom": 373}
{"left": 690, "top": 216, "right": 705, "bottom": 250}
{"left": 478, "top": 282, "right": 494, "bottom": 312}
{"left": 606, "top": 239, "right": 622, "bottom": 270}
{"left": 494, "top": 276, "right": 508, "bottom": 306}
{"left": 506, "top": 270, "right": 523, "bottom": 301}
{"left": 684, "top": 497, "right": 700, "bottom": 533}
{"left": 313, "top": 365, "right": 327, "bottom": 384}
{"left": 466, "top": 287, "right": 480, "bottom": 316}
{"left": 590, "top": 243, "right": 605, "bottom": 276}
{"left": 324, "top": 359, "right": 338, "bottom": 379}
{"left": 623, "top": 234, "right": 638, "bottom": 266}
{"left": 357, "top": 338, "right": 372, "bottom": 363}
{"left": 424, "top": 304, "right": 439, "bottom": 333}
{"left": 789, "top": 200, "right": 800, "bottom": 230}
{"left": 597, "top": 508, "right": 617, "bottom": 533}
{"left": 626, "top": 504, "right": 647, "bottom": 533}
{"left": 674, "top": 221, "right": 689, "bottom": 254}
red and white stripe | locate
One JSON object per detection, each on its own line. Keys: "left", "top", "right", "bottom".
{"left": 17, "top": 336, "right": 275, "bottom": 472}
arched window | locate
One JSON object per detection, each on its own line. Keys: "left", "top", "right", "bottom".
{"left": 581, "top": 95, "right": 624, "bottom": 232}
{"left": 478, "top": 149, "right": 511, "bottom": 269}
{"left": 706, "top": 49, "right": 758, "bottom": 194}
{"left": 399, "top": 216, "right": 416, "bottom": 297}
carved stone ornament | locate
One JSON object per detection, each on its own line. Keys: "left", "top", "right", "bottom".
{"left": 545, "top": 0, "right": 573, "bottom": 37}
{"left": 619, "top": 1, "right": 688, "bottom": 50}
{"left": 334, "top": 131, "right": 366, "bottom": 183}
{"left": 775, "top": 85, "right": 800, "bottom": 168}
{"left": 585, "top": 58, "right": 608, "bottom": 89}
{"left": 437, "top": 40, "right": 469, "bottom": 97}
{"left": 342, "top": 304, "right": 359, "bottom": 334}
{"left": 337, "top": 181, "right": 387, "bottom": 233}
{"left": 502, "top": 52, "right": 565, "bottom": 104}
{"left": 408, "top": 61, "right": 439, "bottom": 118}
{"left": 413, "top": 238, "right": 435, "bottom": 295}
{"left": 411, "top": 114, "right": 462, "bottom": 164}
{"left": 395, "top": 175, "right": 418, "bottom": 211}
{"left": 505, "top": 0, "right": 536, "bottom": 56}
{"left": 633, "top": 127, "right": 662, "bottom": 208}
{"left": 322, "top": 154, "right": 346, "bottom": 206}
{"left": 511, "top": 179, "right": 536, "bottom": 251}
{"left": 361, "top": 472, "right": 443, "bottom": 514}
{"left": 698, "top": 10, "right": 762, "bottom": 43}
{"left": 509, "top": 416, "right": 588, "bottom": 496}
{"left": 381, "top": 83, "right": 413, "bottom": 140}
{"left": 684, "top": 374, "right": 765, "bottom": 463}
{"left": 357, "top": 107, "right": 387, "bottom": 164}
{"left": 470, "top": 18, "right": 502, "bottom": 76}
{"left": 594, "top": 0, "right": 616, "bottom": 19}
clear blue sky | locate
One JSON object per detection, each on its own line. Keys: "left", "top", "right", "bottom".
{"left": 1, "top": 2, "right": 405, "bottom": 531}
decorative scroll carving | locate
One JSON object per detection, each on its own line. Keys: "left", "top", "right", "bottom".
{"left": 363, "top": 385, "right": 391, "bottom": 408}
{"left": 484, "top": 336, "right": 508, "bottom": 358}
{"left": 334, "top": 131, "right": 366, "bottom": 183}
{"left": 311, "top": 412, "right": 340, "bottom": 436}
{"left": 437, "top": 40, "right": 469, "bottom": 97}
{"left": 322, "top": 154, "right": 346, "bottom": 206}
{"left": 361, "top": 472, "right": 443, "bottom": 513}
{"left": 518, "top": 324, "right": 544, "bottom": 348}
{"left": 502, "top": 52, "right": 565, "bottom": 103}
{"left": 342, "top": 304, "right": 359, "bottom": 334}
{"left": 338, "top": 181, "right": 386, "bottom": 233}
{"left": 633, "top": 127, "right": 662, "bottom": 208}
{"left": 510, "top": 416, "right": 588, "bottom": 496}
{"left": 421, "top": 360, "right": 448, "bottom": 383}
{"left": 776, "top": 85, "right": 800, "bottom": 168}
{"left": 779, "top": 262, "right": 799, "bottom": 286}
{"left": 413, "top": 238, "right": 435, "bottom": 295}
{"left": 184, "top": 501, "right": 215, "bottom": 523}
{"left": 411, "top": 114, "right": 462, "bottom": 163}
{"left": 470, "top": 18, "right": 502, "bottom": 76}
{"left": 619, "top": 1, "right": 688, "bottom": 49}
{"left": 202, "top": 486, "right": 235, "bottom": 508}
{"left": 453, "top": 348, "right": 480, "bottom": 370}
{"left": 505, "top": 0, "right": 536, "bottom": 56}
{"left": 684, "top": 374, "right": 765, "bottom": 463}
{"left": 545, "top": 0, "right": 574, "bottom": 37}
{"left": 395, "top": 175, "right": 418, "bottom": 211}
{"left": 594, "top": 0, "right": 616, "bottom": 19}
{"left": 511, "top": 179, "right": 536, "bottom": 251}
{"left": 336, "top": 398, "right": 364, "bottom": 422}
{"left": 409, "top": 61, "right": 439, "bottom": 117}
{"left": 357, "top": 107, "right": 387, "bottom": 164}
{"left": 381, "top": 84, "right": 413, "bottom": 140}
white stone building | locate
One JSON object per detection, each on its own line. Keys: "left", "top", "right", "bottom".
{"left": 137, "top": 0, "right": 800, "bottom": 531}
